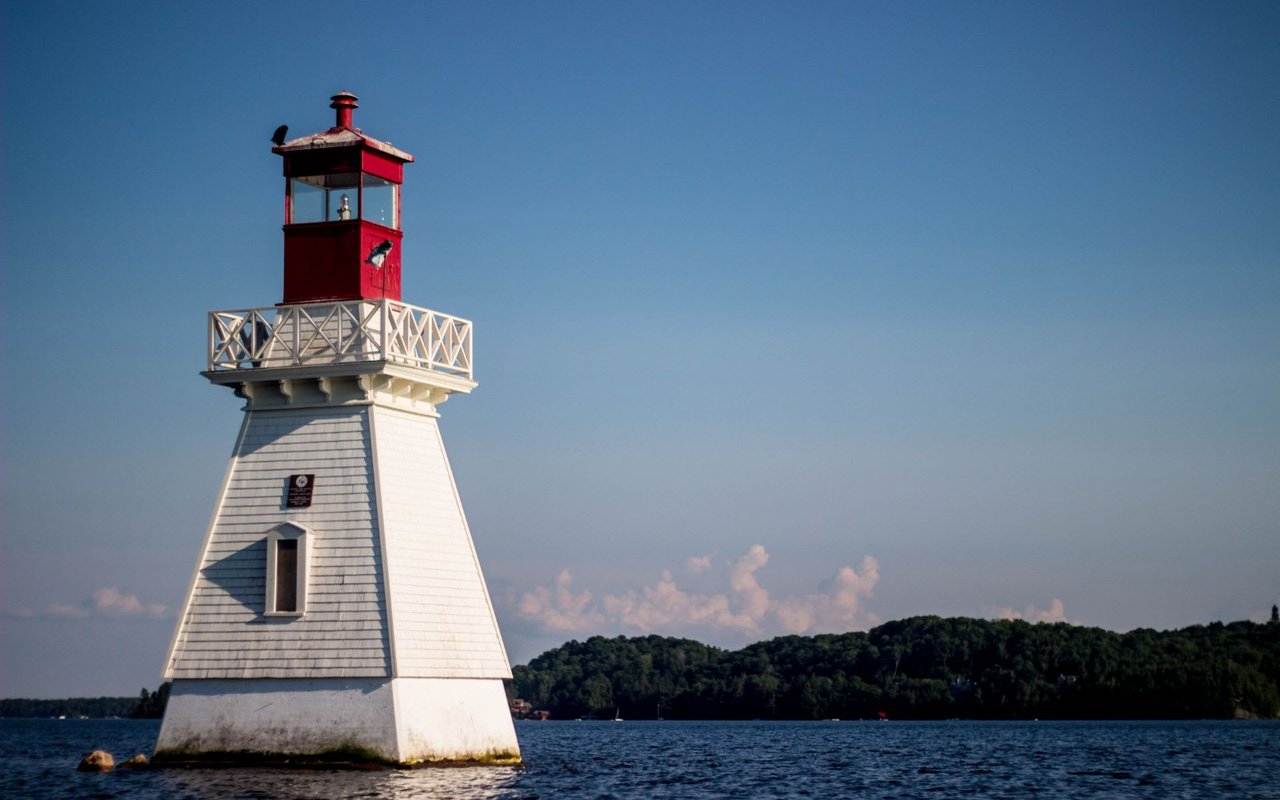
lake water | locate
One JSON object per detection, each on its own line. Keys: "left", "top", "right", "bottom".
{"left": 2, "top": 718, "right": 1277, "bottom": 799}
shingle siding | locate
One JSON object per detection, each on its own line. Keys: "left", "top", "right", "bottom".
{"left": 373, "top": 406, "right": 512, "bottom": 679}
{"left": 166, "top": 406, "right": 392, "bottom": 679}
{"left": 166, "top": 399, "right": 511, "bottom": 683}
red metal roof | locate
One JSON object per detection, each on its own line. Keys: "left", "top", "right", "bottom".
{"left": 273, "top": 127, "right": 413, "bottom": 162}
{"left": 272, "top": 92, "right": 414, "bottom": 163}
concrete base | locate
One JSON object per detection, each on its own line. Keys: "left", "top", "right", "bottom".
{"left": 154, "top": 677, "right": 520, "bottom": 766}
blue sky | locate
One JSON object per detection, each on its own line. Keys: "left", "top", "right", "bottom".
{"left": 2, "top": 0, "right": 1278, "bottom": 697}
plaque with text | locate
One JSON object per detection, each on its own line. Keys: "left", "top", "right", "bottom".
{"left": 286, "top": 474, "right": 315, "bottom": 508}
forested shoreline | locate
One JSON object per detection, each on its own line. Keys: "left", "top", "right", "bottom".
{"left": 5, "top": 617, "right": 1277, "bottom": 721}
{"left": 0, "top": 684, "right": 168, "bottom": 720}
{"left": 510, "top": 616, "right": 1280, "bottom": 721}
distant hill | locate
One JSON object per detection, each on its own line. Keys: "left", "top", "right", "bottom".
{"left": 10, "top": 619, "right": 1277, "bottom": 722}
{"left": 509, "top": 616, "right": 1280, "bottom": 720}
{"left": 1, "top": 684, "right": 169, "bottom": 719}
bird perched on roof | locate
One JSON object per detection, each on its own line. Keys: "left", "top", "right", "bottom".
{"left": 271, "top": 125, "right": 288, "bottom": 146}
{"left": 365, "top": 240, "right": 393, "bottom": 269}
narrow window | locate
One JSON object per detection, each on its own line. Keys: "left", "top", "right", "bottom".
{"left": 265, "top": 522, "right": 310, "bottom": 616}
{"left": 275, "top": 539, "right": 299, "bottom": 612}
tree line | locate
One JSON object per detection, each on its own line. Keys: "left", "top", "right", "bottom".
{"left": 509, "top": 616, "right": 1280, "bottom": 720}
{"left": 1, "top": 683, "right": 170, "bottom": 719}
{"left": 7, "top": 618, "right": 1276, "bottom": 721}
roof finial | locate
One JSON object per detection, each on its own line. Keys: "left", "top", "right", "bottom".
{"left": 330, "top": 91, "right": 359, "bottom": 130}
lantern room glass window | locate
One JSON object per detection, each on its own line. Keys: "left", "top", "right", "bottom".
{"left": 362, "top": 174, "right": 399, "bottom": 229}
{"left": 289, "top": 173, "right": 360, "bottom": 224}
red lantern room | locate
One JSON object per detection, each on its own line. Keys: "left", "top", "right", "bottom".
{"left": 273, "top": 91, "right": 413, "bottom": 304}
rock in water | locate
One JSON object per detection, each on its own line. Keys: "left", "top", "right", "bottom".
{"left": 118, "top": 754, "right": 149, "bottom": 769}
{"left": 77, "top": 750, "right": 114, "bottom": 771}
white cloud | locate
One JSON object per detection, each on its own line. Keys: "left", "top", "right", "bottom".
{"left": 685, "top": 554, "right": 712, "bottom": 574}
{"left": 91, "top": 587, "right": 169, "bottom": 619}
{"left": 988, "top": 597, "right": 1069, "bottom": 624}
{"left": 516, "top": 569, "right": 602, "bottom": 632}
{"left": 728, "top": 545, "right": 771, "bottom": 623}
{"left": 5, "top": 587, "right": 170, "bottom": 621}
{"left": 514, "top": 545, "right": 880, "bottom": 642}
{"left": 775, "top": 556, "right": 881, "bottom": 634}
{"left": 600, "top": 568, "right": 760, "bottom": 634}
{"left": 44, "top": 604, "right": 90, "bottom": 620}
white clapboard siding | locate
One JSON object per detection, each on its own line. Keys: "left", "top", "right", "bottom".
{"left": 372, "top": 406, "right": 512, "bottom": 679}
{"left": 166, "top": 406, "right": 391, "bottom": 679}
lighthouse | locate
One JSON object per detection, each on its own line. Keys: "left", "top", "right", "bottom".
{"left": 154, "top": 93, "right": 521, "bottom": 766}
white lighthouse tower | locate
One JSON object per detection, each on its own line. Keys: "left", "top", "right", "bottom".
{"left": 155, "top": 93, "right": 520, "bottom": 766}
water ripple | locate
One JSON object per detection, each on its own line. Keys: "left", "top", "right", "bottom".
{"left": 3, "top": 719, "right": 1279, "bottom": 799}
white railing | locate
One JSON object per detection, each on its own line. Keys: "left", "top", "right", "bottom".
{"left": 208, "top": 299, "right": 473, "bottom": 380}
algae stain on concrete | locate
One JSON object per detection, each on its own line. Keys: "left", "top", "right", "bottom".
{"left": 151, "top": 744, "right": 523, "bottom": 769}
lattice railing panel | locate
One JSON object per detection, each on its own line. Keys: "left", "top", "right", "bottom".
{"left": 208, "top": 300, "right": 473, "bottom": 379}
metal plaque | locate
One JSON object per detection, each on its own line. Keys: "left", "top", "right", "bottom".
{"left": 286, "top": 474, "right": 315, "bottom": 508}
